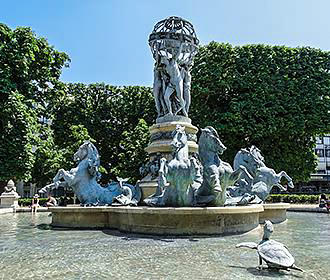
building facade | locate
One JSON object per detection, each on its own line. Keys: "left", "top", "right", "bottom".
{"left": 308, "top": 134, "right": 330, "bottom": 193}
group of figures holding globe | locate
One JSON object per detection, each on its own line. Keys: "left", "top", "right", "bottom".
{"left": 149, "top": 17, "right": 198, "bottom": 118}
{"left": 152, "top": 41, "right": 193, "bottom": 118}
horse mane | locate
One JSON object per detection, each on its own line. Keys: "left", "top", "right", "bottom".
{"left": 205, "top": 126, "right": 219, "bottom": 138}
{"left": 171, "top": 125, "right": 188, "bottom": 144}
{"left": 82, "top": 141, "right": 101, "bottom": 179}
{"left": 233, "top": 146, "right": 265, "bottom": 171}
{"left": 87, "top": 141, "right": 100, "bottom": 166}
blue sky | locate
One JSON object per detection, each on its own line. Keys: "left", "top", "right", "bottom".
{"left": 2, "top": 0, "right": 330, "bottom": 86}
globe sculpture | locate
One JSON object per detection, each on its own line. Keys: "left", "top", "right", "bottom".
{"left": 149, "top": 16, "right": 199, "bottom": 118}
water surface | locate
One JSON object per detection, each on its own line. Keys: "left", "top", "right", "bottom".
{"left": 0, "top": 212, "right": 329, "bottom": 279}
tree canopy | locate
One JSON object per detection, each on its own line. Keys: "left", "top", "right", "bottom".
{"left": 0, "top": 23, "right": 69, "bottom": 181}
{"left": 191, "top": 42, "right": 330, "bottom": 182}
{"left": 51, "top": 83, "right": 154, "bottom": 183}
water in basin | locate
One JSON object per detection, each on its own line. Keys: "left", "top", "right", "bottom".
{"left": 0, "top": 212, "right": 329, "bottom": 279}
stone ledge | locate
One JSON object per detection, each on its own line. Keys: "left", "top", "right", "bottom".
{"left": 259, "top": 203, "right": 290, "bottom": 224}
{"left": 0, "top": 208, "right": 13, "bottom": 214}
{"left": 263, "top": 203, "right": 290, "bottom": 210}
{"left": 288, "top": 204, "right": 329, "bottom": 213}
{"left": 51, "top": 204, "right": 263, "bottom": 214}
{"left": 149, "top": 121, "right": 198, "bottom": 134}
{"left": 50, "top": 205, "right": 264, "bottom": 236}
{"left": 145, "top": 140, "right": 198, "bottom": 154}
{"left": 16, "top": 207, "right": 50, "bottom": 212}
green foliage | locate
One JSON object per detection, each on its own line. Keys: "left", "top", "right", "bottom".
{"left": 191, "top": 42, "right": 330, "bottom": 182}
{"left": 116, "top": 118, "right": 149, "bottom": 180}
{"left": 0, "top": 23, "right": 70, "bottom": 182}
{"left": 2, "top": 23, "right": 330, "bottom": 188}
{"left": 0, "top": 91, "right": 38, "bottom": 181}
{"left": 0, "top": 23, "right": 70, "bottom": 104}
{"left": 266, "top": 194, "right": 330, "bottom": 204}
{"left": 30, "top": 125, "right": 64, "bottom": 186}
{"left": 51, "top": 83, "right": 154, "bottom": 183}
{"left": 18, "top": 198, "right": 48, "bottom": 206}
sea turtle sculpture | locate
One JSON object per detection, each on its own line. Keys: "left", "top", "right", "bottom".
{"left": 236, "top": 220, "right": 303, "bottom": 272}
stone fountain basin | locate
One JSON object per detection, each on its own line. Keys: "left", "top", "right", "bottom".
{"left": 50, "top": 203, "right": 289, "bottom": 236}
{"left": 259, "top": 203, "right": 290, "bottom": 224}
{"left": 50, "top": 204, "right": 273, "bottom": 235}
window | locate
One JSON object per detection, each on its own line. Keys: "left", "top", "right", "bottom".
{"left": 324, "top": 137, "right": 330, "bottom": 145}
{"left": 315, "top": 149, "right": 324, "bottom": 157}
{"left": 326, "top": 149, "right": 330, "bottom": 157}
{"left": 316, "top": 137, "right": 323, "bottom": 144}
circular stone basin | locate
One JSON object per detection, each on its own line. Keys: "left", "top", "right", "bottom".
{"left": 50, "top": 205, "right": 264, "bottom": 236}
{"left": 259, "top": 203, "right": 290, "bottom": 224}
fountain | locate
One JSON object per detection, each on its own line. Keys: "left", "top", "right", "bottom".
{"left": 48, "top": 16, "right": 292, "bottom": 235}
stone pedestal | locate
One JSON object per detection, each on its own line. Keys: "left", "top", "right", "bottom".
{"left": 0, "top": 192, "right": 20, "bottom": 208}
{"left": 139, "top": 116, "right": 199, "bottom": 200}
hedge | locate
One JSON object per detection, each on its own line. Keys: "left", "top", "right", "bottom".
{"left": 18, "top": 196, "right": 78, "bottom": 207}
{"left": 266, "top": 194, "right": 330, "bottom": 204}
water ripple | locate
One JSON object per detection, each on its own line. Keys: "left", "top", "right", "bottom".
{"left": 0, "top": 212, "right": 328, "bottom": 279}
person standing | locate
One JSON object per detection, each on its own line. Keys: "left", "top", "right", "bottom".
{"left": 31, "top": 194, "right": 39, "bottom": 213}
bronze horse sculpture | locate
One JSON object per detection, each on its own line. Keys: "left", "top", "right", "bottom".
{"left": 227, "top": 146, "right": 294, "bottom": 204}
{"left": 144, "top": 125, "right": 202, "bottom": 207}
{"left": 196, "top": 126, "right": 252, "bottom": 206}
{"left": 40, "top": 141, "right": 141, "bottom": 206}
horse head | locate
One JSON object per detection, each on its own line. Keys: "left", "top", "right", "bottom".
{"left": 74, "top": 141, "right": 101, "bottom": 179}
{"left": 249, "top": 146, "right": 265, "bottom": 167}
{"left": 171, "top": 125, "right": 187, "bottom": 154}
{"left": 199, "top": 126, "right": 226, "bottom": 155}
{"left": 74, "top": 141, "right": 89, "bottom": 162}
{"left": 233, "top": 145, "right": 265, "bottom": 175}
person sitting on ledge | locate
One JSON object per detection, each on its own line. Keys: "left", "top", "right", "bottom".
{"left": 319, "top": 193, "right": 329, "bottom": 212}
{"left": 31, "top": 194, "right": 39, "bottom": 213}
{"left": 45, "top": 194, "right": 57, "bottom": 207}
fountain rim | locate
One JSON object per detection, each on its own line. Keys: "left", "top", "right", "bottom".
{"left": 50, "top": 204, "right": 264, "bottom": 214}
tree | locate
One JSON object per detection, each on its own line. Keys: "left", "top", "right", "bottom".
{"left": 0, "top": 23, "right": 70, "bottom": 182}
{"left": 191, "top": 42, "right": 330, "bottom": 182}
{"left": 51, "top": 83, "right": 155, "bottom": 183}
{"left": 0, "top": 91, "right": 38, "bottom": 181}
